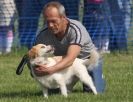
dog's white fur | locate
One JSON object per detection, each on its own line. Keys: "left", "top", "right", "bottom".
{"left": 28, "top": 44, "right": 99, "bottom": 97}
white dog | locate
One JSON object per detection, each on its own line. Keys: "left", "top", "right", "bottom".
{"left": 28, "top": 44, "right": 99, "bottom": 98}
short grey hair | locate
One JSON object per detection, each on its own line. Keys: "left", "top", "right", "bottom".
{"left": 43, "top": 1, "right": 66, "bottom": 16}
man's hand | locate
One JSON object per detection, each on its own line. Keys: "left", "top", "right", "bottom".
{"left": 33, "top": 45, "right": 81, "bottom": 76}
{"left": 34, "top": 56, "right": 62, "bottom": 76}
{"left": 34, "top": 64, "right": 54, "bottom": 76}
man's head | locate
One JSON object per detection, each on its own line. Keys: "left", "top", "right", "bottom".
{"left": 43, "top": 1, "right": 67, "bottom": 34}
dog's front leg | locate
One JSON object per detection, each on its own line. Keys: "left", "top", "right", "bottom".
{"left": 42, "top": 87, "right": 48, "bottom": 98}
{"left": 55, "top": 74, "right": 67, "bottom": 97}
{"left": 59, "top": 84, "right": 68, "bottom": 97}
{"left": 56, "top": 78, "right": 68, "bottom": 97}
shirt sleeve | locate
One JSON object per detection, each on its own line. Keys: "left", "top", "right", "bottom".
{"left": 68, "top": 24, "right": 82, "bottom": 46}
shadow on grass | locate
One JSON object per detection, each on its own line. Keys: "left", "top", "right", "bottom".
{"left": 0, "top": 91, "right": 42, "bottom": 98}
{"left": 0, "top": 89, "right": 83, "bottom": 98}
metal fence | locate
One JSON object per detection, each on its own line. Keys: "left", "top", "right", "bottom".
{"left": 0, "top": 0, "right": 132, "bottom": 54}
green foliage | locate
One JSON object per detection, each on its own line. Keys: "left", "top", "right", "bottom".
{"left": 0, "top": 49, "right": 133, "bottom": 102}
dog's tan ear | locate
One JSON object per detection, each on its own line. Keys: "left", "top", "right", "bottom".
{"left": 28, "top": 46, "right": 38, "bottom": 59}
{"left": 27, "top": 50, "right": 32, "bottom": 59}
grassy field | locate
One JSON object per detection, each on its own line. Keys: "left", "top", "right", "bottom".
{"left": 0, "top": 48, "right": 133, "bottom": 102}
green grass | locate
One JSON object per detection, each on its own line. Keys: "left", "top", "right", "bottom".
{"left": 0, "top": 49, "right": 133, "bottom": 102}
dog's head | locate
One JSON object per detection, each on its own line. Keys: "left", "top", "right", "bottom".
{"left": 28, "top": 44, "right": 55, "bottom": 65}
{"left": 16, "top": 44, "right": 54, "bottom": 75}
{"left": 28, "top": 44, "right": 54, "bottom": 59}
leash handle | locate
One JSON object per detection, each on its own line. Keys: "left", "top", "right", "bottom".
{"left": 16, "top": 54, "right": 28, "bottom": 75}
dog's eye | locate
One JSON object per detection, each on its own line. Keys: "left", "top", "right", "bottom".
{"left": 41, "top": 46, "right": 45, "bottom": 48}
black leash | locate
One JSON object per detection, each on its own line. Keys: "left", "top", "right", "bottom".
{"left": 16, "top": 54, "right": 28, "bottom": 75}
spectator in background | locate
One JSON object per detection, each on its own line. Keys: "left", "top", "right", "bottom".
{"left": 108, "top": 0, "right": 132, "bottom": 51}
{"left": 0, "top": 0, "right": 17, "bottom": 54}
{"left": 83, "top": 0, "right": 110, "bottom": 53}
{"left": 14, "top": 0, "right": 48, "bottom": 49}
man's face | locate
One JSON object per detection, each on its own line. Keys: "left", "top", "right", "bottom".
{"left": 44, "top": 7, "right": 64, "bottom": 34}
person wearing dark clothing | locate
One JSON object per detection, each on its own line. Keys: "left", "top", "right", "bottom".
{"left": 15, "top": 0, "right": 48, "bottom": 49}
{"left": 108, "top": 0, "right": 132, "bottom": 51}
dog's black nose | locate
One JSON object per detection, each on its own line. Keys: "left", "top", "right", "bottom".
{"left": 49, "top": 45, "right": 55, "bottom": 50}
{"left": 50, "top": 45, "right": 54, "bottom": 48}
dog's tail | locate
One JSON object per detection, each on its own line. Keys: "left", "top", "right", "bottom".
{"left": 82, "top": 49, "right": 100, "bottom": 71}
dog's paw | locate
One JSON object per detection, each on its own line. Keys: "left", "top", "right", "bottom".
{"left": 43, "top": 94, "right": 48, "bottom": 98}
{"left": 63, "top": 94, "right": 68, "bottom": 98}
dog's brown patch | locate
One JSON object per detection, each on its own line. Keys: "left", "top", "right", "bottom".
{"left": 28, "top": 44, "right": 45, "bottom": 59}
